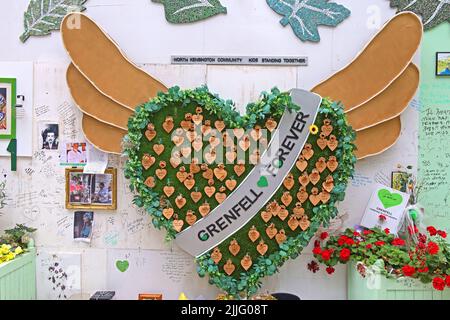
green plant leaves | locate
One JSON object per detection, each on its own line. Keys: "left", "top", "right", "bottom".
{"left": 152, "top": 0, "right": 227, "bottom": 24}
{"left": 389, "top": 0, "right": 450, "bottom": 30}
{"left": 20, "top": 0, "right": 87, "bottom": 43}
{"left": 266, "top": 0, "right": 351, "bottom": 42}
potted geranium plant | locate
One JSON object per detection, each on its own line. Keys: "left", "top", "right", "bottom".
{"left": 311, "top": 226, "right": 450, "bottom": 291}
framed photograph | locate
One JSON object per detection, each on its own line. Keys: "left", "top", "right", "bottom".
{"left": 436, "top": 52, "right": 450, "bottom": 76}
{"left": 0, "top": 78, "right": 16, "bottom": 139}
{"left": 73, "top": 211, "right": 94, "bottom": 243}
{"left": 60, "top": 142, "right": 88, "bottom": 166}
{"left": 138, "top": 293, "right": 163, "bottom": 300}
{"left": 391, "top": 171, "right": 409, "bottom": 192}
{"left": 65, "top": 168, "right": 117, "bottom": 210}
{"left": 39, "top": 122, "right": 59, "bottom": 150}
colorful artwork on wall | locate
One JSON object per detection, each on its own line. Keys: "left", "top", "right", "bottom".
{"left": 389, "top": 0, "right": 450, "bottom": 30}
{"left": 61, "top": 12, "right": 423, "bottom": 296}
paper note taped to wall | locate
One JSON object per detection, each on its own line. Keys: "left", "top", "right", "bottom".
{"left": 360, "top": 183, "right": 410, "bottom": 234}
{"left": 83, "top": 143, "right": 108, "bottom": 174}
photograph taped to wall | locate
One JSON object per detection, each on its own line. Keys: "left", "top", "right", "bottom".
{"left": 60, "top": 142, "right": 87, "bottom": 166}
{"left": 436, "top": 52, "right": 450, "bottom": 76}
{"left": 66, "top": 168, "right": 117, "bottom": 210}
{"left": 0, "top": 78, "right": 16, "bottom": 139}
{"left": 38, "top": 121, "right": 59, "bottom": 150}
{"left": 73, "top": 211, "right": 94, "bottom": 243}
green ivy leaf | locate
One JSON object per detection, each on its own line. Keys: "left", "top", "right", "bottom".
{"left": 20, "top": 0, "right": 88, "bottom": 43}
{"left": 152, "top": 0, "right": 227, "bottom": 24}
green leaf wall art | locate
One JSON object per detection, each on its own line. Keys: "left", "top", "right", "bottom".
{"left": 152, "top": 0, "right": 227, "bottom": 24}
{"left": 266, "top": 0, "right": 351, "bottom": 42}
{"left": 20, "top": 0, "right": 87, "bottom": 43}
{"left": 389, "top": 0, "right": 450, "bottom": 30}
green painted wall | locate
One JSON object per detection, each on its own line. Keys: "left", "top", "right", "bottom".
{"left": 418, "top": 23, "right": 450, "bottom": 229}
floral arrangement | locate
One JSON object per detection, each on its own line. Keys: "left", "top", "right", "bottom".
{"left": 0, "top": 224, "right": 36, "bottom": 266}
{"left": 0, "top": 244, "right": 24, "bottom": 264}
{"left": 311, "top": 226, "right": 450, "bottom": 291}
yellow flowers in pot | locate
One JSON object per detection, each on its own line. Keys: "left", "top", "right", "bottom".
{"left": 0, "top": 244, "right": 23, "bottom": 265}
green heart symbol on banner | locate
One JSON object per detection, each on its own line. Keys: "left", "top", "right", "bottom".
{"left": 124, "top": 86, "right": 356, "bottom": 297}
{"left": 116, "top": 260, "right": 129, "bottom": 273}
{"left": 378, "top": 189, "right": 403, "bottom": 209}
{"left": 257, "top": 176, "right": 269, "bottom": 188}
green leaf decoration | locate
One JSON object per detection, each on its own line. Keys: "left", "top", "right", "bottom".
{"left": 152, "top": 0, "right": 227, "bottom": 24}
{"left": 266, "top": 0, "right": 351, "bottom": 42}
{"left": 20, "top": 0, "right": 88, "bottom": 43}
{"left": 389, "top": 0, "right": 450, "bottom": 30}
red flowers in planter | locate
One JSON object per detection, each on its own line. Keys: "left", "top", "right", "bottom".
{"left": 402, "top": 265, "right": 415, "bottom": 277}
{"left": 340, "top": 248, "right": 351, "bottom": 261}
{"left": 311, "top": 225, "right": 450, "bottom": 292}
{"left": 392, "top": 238, "right": 405, "bottom": 246}
{"left": 433, "top": 277, "right": 446, "bottom": 291}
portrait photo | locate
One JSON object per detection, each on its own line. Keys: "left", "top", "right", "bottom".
{"left": 0, "top": 78, "right": 16, "bottom": 139}
{"left": 73, "top": 211, "right": 94, "bottom": 243}
{"left": 66, "top": 168, "right": 117, "bottom": 210}
{"left": 39, "top": 122, "right": 59, "bottom": 150}
{"left": 61, "top": 142, "right": 87, "bottom": 166}
{"left": 436, "top": 52, "right": 450, "bottom": 76}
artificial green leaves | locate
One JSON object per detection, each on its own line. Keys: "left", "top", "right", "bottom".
{"left": 152, "top": 0, "right": 227, "bottom": 24}
{"left": 267, "top": 0, "right": 351, "bottom": 42}
{"left": 389, "top": 0, "right": 450, "bottom": 30}
{"left": 20, "top": 0, "right": 87, "bottom": 42}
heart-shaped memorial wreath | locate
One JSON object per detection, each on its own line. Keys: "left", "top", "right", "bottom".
{"left": 61, "top": 12, "right": 422, "bottom": 297}
{"left": 123, "top": 86, "right": 356, "bottom": 295}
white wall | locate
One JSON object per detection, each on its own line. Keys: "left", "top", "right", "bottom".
{"left": 0, "top": 0, "right": 418, "bottom": 300}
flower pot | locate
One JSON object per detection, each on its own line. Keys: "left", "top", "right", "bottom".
{"left": 0, "top": 248, "right": 36, "bottom": 300}
{"left": 347, "top": 263, "right": 450, "bottom": 300}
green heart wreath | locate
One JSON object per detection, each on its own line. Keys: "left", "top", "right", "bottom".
{"left": 124, "top": 86, "right": 356, "bottom": 297}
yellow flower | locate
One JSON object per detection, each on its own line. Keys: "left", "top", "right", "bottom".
{"left": 14, "top": 247, "right": 23, "bottom": 255}
{"left": 309, "top": 124, "right": 319, "bottom": 135}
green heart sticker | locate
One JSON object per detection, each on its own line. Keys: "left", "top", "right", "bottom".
{"left": 116, "top": 260, "right": 129, "bottom": 273}
{"left": 257, "top": 176, "right": 269, "bottom": 188}
{"left": 377, "top": 189, "right": 403, "bottom": 209}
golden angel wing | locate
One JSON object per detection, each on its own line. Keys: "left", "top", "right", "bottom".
{"left": 312, "top": 12, "right": 422, "bottom": 159}
{"left": 61, "top": 13, "right": 168, "bottom": 154}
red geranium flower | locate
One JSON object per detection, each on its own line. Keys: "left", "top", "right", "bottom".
{"left": 345, "top": 238, "right": 355, "bottom": 246}
{"left": 438, "top": 230, "right": 447, "bottom": 239}
{"left": 363, "top": 230, "right": 373, "bottom": 236}
{"left": 445, "top": 275, "right": 450, "bottom": 287}
{"left": 384, "top": 228, "right": 390, "bottom": 234}
{"left": 326, "top": 266, "right": 335, "bottom": 275}
{"left": 427, "top": 226, "right": 437, "bottom": 236}
{"left": 313, "top": 247, "right": 322, "bottom": 255}
{"left": 366, "top": 244, "right": 373, "bottom": 249}
{"left": 378, "top": 214, "right": 387, "bottom": 221}
{"left": 427, "top": 241, "right": 439, "bottom": 255}
{"left": 339, "top": 248, "right": 351, "bottom": 261}
{"left": 418, "top": 267, "right": 429, "bottom": 273}
{"left": 337, "top": 236, "right": 348, "bottom": 246}
{"left": 320, "top": 232, "right": 329, "bottom": 240}
{"left": 375, "top": 241, "right": 385, "bottom": 246}
{"left": 353, "top": 231, "right": 360, "bottom": 237}
{"left": 402, "top": 265, "right": 415, "bottom": 277}
{"left": 321, "top": 250, "right": 332, "bottom": 261}
{"left": 433, "top": 277, "right": 446, "bottom": 291}
{"left": 392, "top": 238, "right": 405, "bottom": 246}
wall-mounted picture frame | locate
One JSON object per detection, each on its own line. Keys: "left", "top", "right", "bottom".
{"left": 138, "top": 293, "right": 163, "bottom": 300}
{"left": 436, "top": 52, "right": 450, "bottom": 76}
{"left": 0, "top": 78, "right": 16, "bottom": 140}
{"left": 391, "top": 171, "right": 409, "bottom": 192}
{"left": 65, "top": 168, "right": 117, "bottom": 210}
